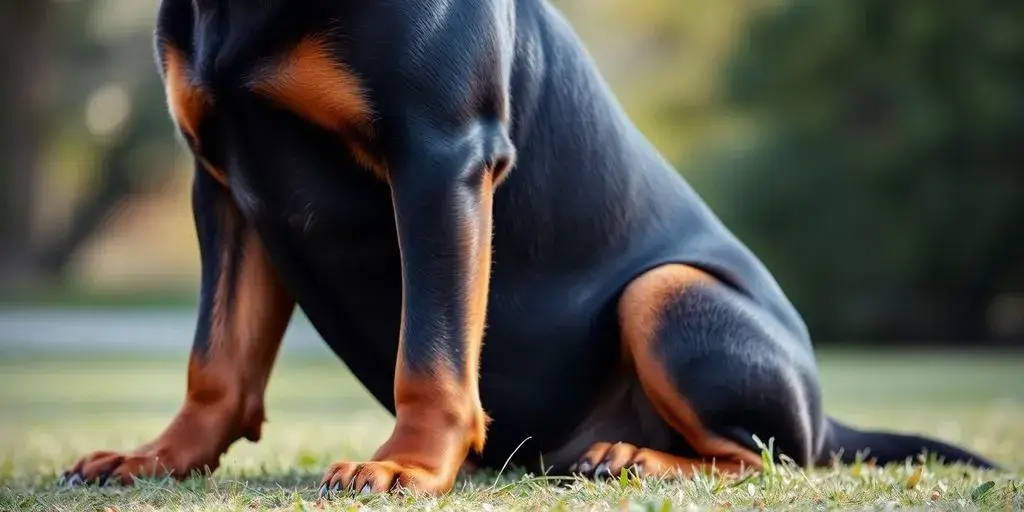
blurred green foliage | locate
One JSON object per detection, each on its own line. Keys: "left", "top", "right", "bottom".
{"left": 695, "top": 0, "right": 1024, "bottom": 343}
{"left": 1, "top": 0, "right": 179, "bottom": 284}
{"left": 1, "top": 0, "right": 1022, "bottom": 344}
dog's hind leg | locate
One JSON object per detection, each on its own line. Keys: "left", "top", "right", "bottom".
{"left": 63, "top": 165, "right": 295, "bottom": 486}
{"left": 572, "top": 264, "right": 824, "bottom": 479}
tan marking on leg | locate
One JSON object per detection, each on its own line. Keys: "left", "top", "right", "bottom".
{"left": 69, "top": 219, "right": 294, "bottom": 484}
{"left": 619, "top": 264, "right": 763, "bottom": 468}
{"left": 199, "top": 224, "right": 294, "bottom": 441}
{"left": 460, "top": 171, "right": 494, "bottom": 453}
{"left": 319, "top": 172, "right": 497, "bottom": 496}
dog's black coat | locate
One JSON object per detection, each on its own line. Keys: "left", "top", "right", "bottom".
{"left": 152, "top": 0, "right": 997, "bottom": 474}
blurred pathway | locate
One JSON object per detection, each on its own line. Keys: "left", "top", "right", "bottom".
{"left": 0, "top": 308, "right": 330, "bottom": 356}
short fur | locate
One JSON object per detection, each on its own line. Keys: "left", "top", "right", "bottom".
{"left": 64, "top": 0, "right": 998, "bottom": 495}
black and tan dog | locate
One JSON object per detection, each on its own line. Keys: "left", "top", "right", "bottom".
{"left": 64, "top": 0, "right": 997, "bottom": 495}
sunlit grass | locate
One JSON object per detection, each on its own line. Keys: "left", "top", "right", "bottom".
{"left": 1, "top": 349, "right": 1022, "bottom": 510}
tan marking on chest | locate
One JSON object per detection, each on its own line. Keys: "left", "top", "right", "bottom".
{"left": 249, "top": 36, "right": 387, "bottom": 179}
{"left": 162, "top": 43, "right": 227, "bottom": 186}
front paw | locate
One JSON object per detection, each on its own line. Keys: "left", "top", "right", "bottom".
{"left": 61, "top": 447, "right": 216, "bottom": 487}
{"left": 318, "top": 460, "right": 454, "bottom": 496}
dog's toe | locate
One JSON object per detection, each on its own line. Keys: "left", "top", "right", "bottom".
{"left": 61, "top": 472, "right": 83, "bottom": 487}
{"left": 572, "top": 442, "right": 643, "bottom": 480}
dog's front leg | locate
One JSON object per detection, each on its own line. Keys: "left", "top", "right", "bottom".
{"left": 319, "top": 127, "right": 508, "bottom": 496}
{"left": 64, "top": 165, "right": 295, "bottom": 485}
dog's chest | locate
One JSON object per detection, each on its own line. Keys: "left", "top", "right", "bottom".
{"left": 225, "top": 127, "right": 399, "bottom": 293}
{"left": 250, "top": 172, "right": 406, "bottom": 378}
{"left": 194, "top": 80, "right": 404, "bottom": 338}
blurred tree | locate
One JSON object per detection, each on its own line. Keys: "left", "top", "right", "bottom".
{"left": 35, "top": 0, "right": 177, "bottom": 278}
{"left": 560, "top": 0, "right": 755, "bottom": 165}
{"left": 0, "top": 0, "right": 178, "bottom": 289}
{"left": 3, "top": 0, "right": 753, "bottom": 292}
{"left": 698, "top": 0, "right": 1024, "bottom": 343}
{"left": 0, "top": 0, "right": 51, "bottom": 283}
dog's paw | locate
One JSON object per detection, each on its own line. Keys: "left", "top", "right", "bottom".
{"left": 569, "top": 442, "right": 645, "bottom": 480}
{"left": 569, "top": 441, "right": 753, "bottom": 480}
{"left": 318, "top": 460, "right": 454, "bottom": 497}
{"left": 61, "top": 447, "right": 217, "bottom": 487}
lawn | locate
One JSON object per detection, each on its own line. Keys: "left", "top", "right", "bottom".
{"left": 1, "top": 349, "right": 1022, "bottom": 511}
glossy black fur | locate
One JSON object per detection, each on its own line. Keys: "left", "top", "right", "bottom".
{"left": 190, "top": 167, "right": 245, "bottom": 358}
{"left": 156, "top": 0, "right": 998, "bottom": 473}
{"left": 650, "top": 282, "right": 825, "bottom": 464}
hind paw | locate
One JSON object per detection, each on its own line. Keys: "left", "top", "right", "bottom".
{"left": 570, "top": 442, "right": 754, "bottom": 480}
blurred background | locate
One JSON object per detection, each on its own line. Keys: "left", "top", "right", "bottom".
{"left": 0, "top": 0, "right": 1022, "bottom": 478}
{"left": 2, "top": 0, "right": 1023, "bottom": 346}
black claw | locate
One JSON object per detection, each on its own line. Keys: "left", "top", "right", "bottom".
{"left": 95, "top": 471, "right": 114, "bottom": 487}
{"left": 351, "top": 464, "right": 367, "bottom": 492}
{"left": 594, "top": 462, "right": 610, "bottom": 478}
{"left": 318, "top": 483, "right": 330, "bottom": 499}
{"left": 65, "top": 473, "right": 83, "bottom": 487}
{"left": 333, "top": 481, "right": 344, "bottom": 494}
{"left": 577, "top": 461, "right": 593, "bottom": 475}
{"left": 390, "top": 478, "right": 403, "bottom": 493}
{"left": 360, "top": 482, "right": 374, "bottom": 495}
{"left": 568, "top": 463, "right": 578, "bottom": 474}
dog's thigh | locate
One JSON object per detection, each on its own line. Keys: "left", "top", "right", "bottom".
{"left": 618, "top": 264, "right": 825, "bottom": 466}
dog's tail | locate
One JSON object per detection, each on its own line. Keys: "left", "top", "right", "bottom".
{"left": 822, "top": 417, "right": 999, "bottom": 469}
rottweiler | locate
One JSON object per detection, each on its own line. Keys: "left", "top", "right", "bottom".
{"left": 63, "top": 0, "right": 998, "bottom": 495}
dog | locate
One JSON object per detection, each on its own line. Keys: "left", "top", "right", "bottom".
{"left": 63, "top": 0, "right": 998, "bottom": 495}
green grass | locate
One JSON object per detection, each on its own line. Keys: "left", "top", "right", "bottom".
{"left": 0, "top": 286, "right": 197, "bottom": 309}
{"left": 1, "top": 349, "right": 1022, "bottom": 510}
